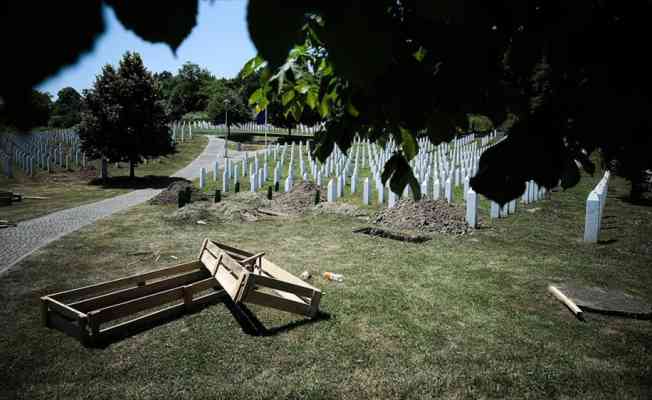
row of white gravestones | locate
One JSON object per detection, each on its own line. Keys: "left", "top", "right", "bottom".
{"left": 584, "top": 171, "right": 610, "bottom": 243}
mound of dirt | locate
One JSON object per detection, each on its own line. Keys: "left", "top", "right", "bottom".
{"left": 149, "top": 180, "right": 195, "bottom": 205}
{"left": 164, "top": 191, "right": 273, "bottom": 225}
{"left": 270, "top": 182, "right": 324, "bottom": 214}
{"left": 163, "top": 202, "right": 220, "bottom": 225}
{"left": 373, "top": 199, "right": 471, "bottom": 235}
{"left": 212, "top": 192, "right": 271, "bottom": 221}
{"left": 313, "top": 202, "right": 368, "bottom": 217}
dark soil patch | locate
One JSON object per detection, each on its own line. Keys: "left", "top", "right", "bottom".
{"left": 373, "top": 199, "right": 471, "bottom": 235}
{"left": 353, "top": 227, "right": 431, "bottom": 243}
{"left": 270, "top": 182, "right": 323, "bottom": 214}
{"left": 149, "top": 180, "right": 205, "bottom": 205}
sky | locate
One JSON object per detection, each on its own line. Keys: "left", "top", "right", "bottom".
{"left": 37, "top": 0, "right": 256, "bottom": 98}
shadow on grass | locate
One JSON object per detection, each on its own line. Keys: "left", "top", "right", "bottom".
{"left": 618, "top": 195, "right": 652, "bottom": 207}
{"left": 89, "top": 176, "right": 189, "bottom": 190}
{"left": 92, "top": 293, "right": 328, "bottom": 348}
{"left": 225, "top": 299, "right": 330, "bottom": 337}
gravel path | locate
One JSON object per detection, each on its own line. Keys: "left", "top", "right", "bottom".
{"left": 0, "top": 136, "right": 244, "bottom": 274}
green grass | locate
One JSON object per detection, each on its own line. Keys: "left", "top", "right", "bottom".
{"left": 0, "top": 135, "right": 208, "bottom": 222}
{"left": 0, "top": 168, "right": 650, "bottom": 399}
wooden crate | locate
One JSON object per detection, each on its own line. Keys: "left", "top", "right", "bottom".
{"left": 41, "top": 259, "right": 224, "bottom": 347}
{"left": 42, "top": 239, "right": 322, "bottom": 346}
{"left": 202, "top": 240, "right": 322, "bottom": 318}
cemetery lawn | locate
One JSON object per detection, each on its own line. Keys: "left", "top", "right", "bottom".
{"left": 0, "top": 135, "right": 208, "bottom": 222}
{"left": 1, "top": 172, "right": 651, "bottom": 399}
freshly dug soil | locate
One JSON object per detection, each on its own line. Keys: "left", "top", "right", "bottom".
{"left": 373, "top": 199, "right": 471, "bottom": 235}
{"left": 163, "top": 191, "right": 272, "bottom": 224}
{"left": 313, "top": 202, "right": 368, "bottom": 217}
{"left": 163, "top": 202, "right": 220, "bottom": 225}
{"left": 270, "top": 182, "right": 324, "bottom": 214}
{"left": 149, "top": 180, "right": 195, "bottom": 205}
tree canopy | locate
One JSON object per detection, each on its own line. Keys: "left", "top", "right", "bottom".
{"left": 49, "top": 87, "right": 82, "bottom": 128}
{"left": 2, "top": 1, "right": 651, "bottom": 201}
{"left": 79, "top": 52, "right": 174, "bottom": 178}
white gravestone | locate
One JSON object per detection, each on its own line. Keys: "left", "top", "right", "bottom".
{"left": 466, "top": 188, "right": 478, "bottom": 228}
{"left": 327, "top": 178, "right": 336, "bottom": 202}
{"left": 363, "top": 177, "right": 370, "bottom": 205}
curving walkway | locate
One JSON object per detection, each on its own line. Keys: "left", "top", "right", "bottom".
{"left": 0, "top": 136, "right": 243, "bottom": 274}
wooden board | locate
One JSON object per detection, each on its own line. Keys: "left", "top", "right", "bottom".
{"left": 556, "top": 284, "right": 652, "bottom": 319}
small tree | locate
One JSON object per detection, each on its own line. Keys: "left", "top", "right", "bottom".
{"left": 79, "top": 52, "right": 174, "bottom": 179}
{"left": 49, "top": 87, "right": 82, "bottom": 128}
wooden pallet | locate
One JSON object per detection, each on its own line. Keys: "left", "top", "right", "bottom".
{"left": 202, "top": 240, "right": 321, "bottom": 318}
{"left": 41, "top": 239, "right": 322, "bottom": 346}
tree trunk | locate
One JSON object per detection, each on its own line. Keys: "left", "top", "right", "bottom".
{"left": 129, "top": 160, "right": 135, "bottom": 179}
{"left": 100, "top": 158, "right": 108, "bottom": 180}
{"left": 288, "top": 127, "right": 292, "bottom": 136}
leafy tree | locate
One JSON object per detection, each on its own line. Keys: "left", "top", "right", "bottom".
{"left": 49, "top": 87, "right": 82, "bottom": 128}
{"left": 165, "top": 62, "right": 214, "bottom": 120}
{"left": 79, "top": 52, "right": 174, "bottom": 179}
{"left": 4, "top": 1, "right": 652, "bottom": 201}
{"left": 206, "top": 87, "right": 251, "bottom": 126}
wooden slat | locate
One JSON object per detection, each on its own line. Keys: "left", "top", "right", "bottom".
{"left": 219, "top": 251, "right": 245, "bottom": 277}
{"left": 192, "top": 290, "right": 227, "bottom": 307}
{"left": 259, "top": 259, "right": 317, "bottom": 291}
{"left": 44, "top": 297, "right": 86, "bottom": 320}
{"left": 209, "top": 241, "right": 254, "bottom": 258}
{"left": 214, "top": 267, "right": 240, "bottom": 301}
{"left": 99, "top": 303, "right": 186, "bottom": 337}
{"left": 240, "top": 252, "right": 265, "bottom": 266}
{"left": 70, "top": 269, "right": 208, "bottom": 312}
{"left": 188, "top": 277, "right": 220, "bottom": 294}
{"left": 245, "top": 291, "right": 312, "bottom": 316}
{"left": 196, "top": 238, "right": 209, "bottom": 260}
{"left": 48, "top": 312, "right": 82, "bottom": 340}
{"left": 91, "top": 286, "right": 184, "bottom": 324}
{"left": 50, "top": 261, "right": 202, "bottom": 301}
{"left": 99, "top": 290, "right": 227, "bottom": 338}
{"left": 251, "top": 275, "right": 315, "bottom": 298}
{"left": 309, "top": 290, "right": 321, "bottom": 318}
{"left": 201, "top": 251, "right": 221, "bottom": 276}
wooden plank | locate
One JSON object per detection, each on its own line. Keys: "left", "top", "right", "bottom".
{"left": 99, "top": 290, "right": 227, "bottom": 340}
{"left": 48, "top": 312, "right": 82, "bottom": 340}
{"left": 209, "top": 241, "right": 254, "bottom": 258}
{"left": 91, "top": 286, "right": 185, "bottom": 324}
{"left": 201, "top": 251, "right": 221, "bottom": 276}
{"left": 70, "top": 269, "right": 208, "bottom": 312}
{"left": 245, "top": 290, "right": 312, "bottom": 316}
{"left": 196, "top": 238, "right": 209, "bottom": 260}
{"left": 44, "top": 297, "right": 86, "bottom": 320}
{"left": 220, "top": 252, "right": 245, "bottom": 277}
{"left": 50, "top": 261, "right": 202, "bottom": 301}
{"left": 240, "top": 252, "right": 265, "bottom": 267}
{"left": 309, "top": 290, "right": 321, "bottom": 318}
{"left": 259, "top": 259, "right": 317, "bottom": 291}
{"left": 548, "top": 285, "right": 585, "bottom": 321}
{"left": 192, "top": 290, "right": 227, "bottom": 307}
{"left": 251, "top": 275, "right": 315, "bottom": 298}
{"left": 100, "top": 303, "right": 186, "bottom": 337}
{"left": 214, "top": 267, "right": 240, "bottom": 301}
{"left": 188, "top": 277, "right": 220, "bottom": 294}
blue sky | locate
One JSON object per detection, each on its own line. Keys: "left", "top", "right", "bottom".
{"left": 37, "top": 0, "right": 256, "bottom": 98}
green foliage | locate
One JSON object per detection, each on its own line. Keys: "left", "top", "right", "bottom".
{"left": 78, "top": 52, "right": 174, "bottom": 176}
{"left": 468, "top": 114, "right": 494, "bottom": 133}
{"left": 164, "top": 62, "right": 215, "bottom": 120}
{"left": 4, "top": 0, "right": 652, "bottom": 202}
{"left": 182, "top": 111, "right": 210, "bottom": 122}
{"left": 49, "top": 87, "right": 82, "bottom": 128}
{"left": 206, "top": 88, "right": 251, "bottom": 126}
